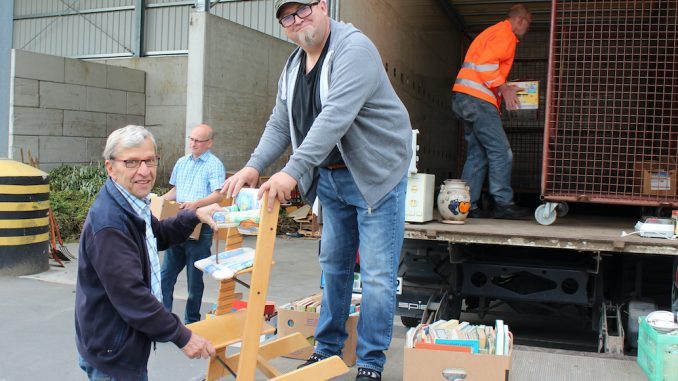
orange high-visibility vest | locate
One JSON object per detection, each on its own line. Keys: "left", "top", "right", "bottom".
{"left": 452, "top": 20, "right": 518, "bottom": 109}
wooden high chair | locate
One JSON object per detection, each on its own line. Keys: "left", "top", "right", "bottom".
{"left": 187, "top": 193, "right": 349, "bottom": 380}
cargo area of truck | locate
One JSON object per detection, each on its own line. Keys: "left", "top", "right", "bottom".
{"left": 398, "top": 209, "right": 677, "bottom": 351}
{"left": 404, "top": 215, "right": 678, "bottom": 256}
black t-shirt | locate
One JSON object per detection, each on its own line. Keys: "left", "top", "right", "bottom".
{"left": 292, "top": 34, "right": 343, "bottom": 167}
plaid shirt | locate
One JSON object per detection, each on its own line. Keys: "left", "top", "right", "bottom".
{"left": 170, "top": 151, "right": 225, "bottom": 202}
{"left": 112, "top": 181, "right": 162, "bottom": 302}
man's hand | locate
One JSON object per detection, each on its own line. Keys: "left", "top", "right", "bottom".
{"left": 258, "top": 172, "right": 297, "bottom": 211}
{"left": 220, "top": 167, "right": 260, "bottom": 199}
{"left": 499, "top": 83, "right": 524, "bottom": 111}
{"left": 180, "top": 201, "right": 199, "bottom": 210}
{"left": 181, "top": 332, "right": 215, "bottom": 359}
{"left": 195, "top": 203, "right": 221, "bottom": 231}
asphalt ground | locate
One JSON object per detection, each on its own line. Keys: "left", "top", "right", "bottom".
{"left": 0, "top": 237, "right": 647, "bottom": 381}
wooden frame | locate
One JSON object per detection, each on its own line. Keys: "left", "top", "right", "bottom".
{"left": 187, "top": 194, "right": 348, "bottom": 380}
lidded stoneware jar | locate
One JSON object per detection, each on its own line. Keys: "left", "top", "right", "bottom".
{"left": 436, "top": 179, "right": 471, "bottom": 224}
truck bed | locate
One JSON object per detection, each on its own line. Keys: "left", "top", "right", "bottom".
{"left": 404, "top": 216, "right": 678, "bottom": 256}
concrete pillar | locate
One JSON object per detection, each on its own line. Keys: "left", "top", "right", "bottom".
{"left": 185, "top": 11, "right": 206, "bottom": 156}
{"left": 0, "top": 1, "right": 13, "bottom": 157}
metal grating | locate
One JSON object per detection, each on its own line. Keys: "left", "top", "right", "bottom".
{"left": 544, "top": 0, "right": 678, "bottom": 206}
{"left": 502, "top": 31, "right": 550, "bottom": 192}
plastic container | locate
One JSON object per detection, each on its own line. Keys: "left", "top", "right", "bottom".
{"left": 637, "top": 316, "right": 678, "bottom": 381}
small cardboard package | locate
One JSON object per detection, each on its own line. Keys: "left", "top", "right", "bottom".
{"left": 149, "top": 195, "right": 201, "bottom": 239}
{"left": 403, "top": 347, "right": 513, "bottom": 381}
{"left": 638, "top": 159, "right": 677, "bottom": 197}
{"left": 507, "top": 80, "right": 539, "bottom": 109}
{"left": 276, "top": 297, "right": 359, "bottom": 366}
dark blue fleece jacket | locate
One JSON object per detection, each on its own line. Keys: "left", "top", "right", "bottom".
{"left": 75, "top": 178, "right": 199, "bottom": 380}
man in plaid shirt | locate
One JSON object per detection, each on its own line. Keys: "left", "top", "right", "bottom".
{"left": 161, "top": 123, "right": 225, "bottom": 323}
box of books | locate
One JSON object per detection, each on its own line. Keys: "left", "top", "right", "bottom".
{"left": 276, "top": 292, "right": 360, "bottom": 366}
{"left": 403, "top": 319, "right": 513, "bottom": 381}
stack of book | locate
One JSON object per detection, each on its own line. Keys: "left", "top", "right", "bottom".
{"left": 406, "top": 319, "right": 513, "bottom": 355}
{"left": 284, "top": 293, "right": 361, "bottom": 315}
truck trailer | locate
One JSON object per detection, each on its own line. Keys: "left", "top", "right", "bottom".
{"left": 393, "top": 0, "right": 678, "bottom": 355}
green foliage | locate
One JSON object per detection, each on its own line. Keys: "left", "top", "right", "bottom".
{"left": 151, "top": 184, "right": 171, "bottom": 197}
{"left": 50, "top": 190, "right": 94, "bottom": 242}
{"left": 48, "top": 163, "right": 108, "bottom": 241}
{"left": 49, "top": 162, "right": 107, "bottom": 197}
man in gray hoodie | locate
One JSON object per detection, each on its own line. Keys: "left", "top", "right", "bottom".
{"left": 221, "top": 1, "right": 412, "bottom": 379}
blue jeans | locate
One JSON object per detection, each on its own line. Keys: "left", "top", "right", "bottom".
{"left": 78, "top": 355, "right": 148, "bottom": 381}
{"left": 314, "top": 167, "right": 407, "bottom": 373}
{"left": 452, "top": 92, "right": 514, "bottom": 209}
{"left": 161, "top": 225, "right": 213, "bottom": 323}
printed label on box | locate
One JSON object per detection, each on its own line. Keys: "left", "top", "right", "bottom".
{"left": 508, "top": 81, "right": 539, "bottom": 109}
{"left": 650, "top": 170, "right": 672, "bottom": 190}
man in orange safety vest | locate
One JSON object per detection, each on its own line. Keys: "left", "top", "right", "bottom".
{"left": 452, "top": 4, "right": 532, "bottom": 220}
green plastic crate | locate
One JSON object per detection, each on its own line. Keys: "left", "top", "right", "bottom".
{"left": 636, "top": 316, "right": 678, "bottom": 381}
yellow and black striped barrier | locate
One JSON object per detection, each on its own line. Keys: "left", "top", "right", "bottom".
{"left": 0, "top": 159, "right": 50, "bottom": 275}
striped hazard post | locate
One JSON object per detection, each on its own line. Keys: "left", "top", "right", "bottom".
{"left": 0, "top": 159, "right": 50, "bottom": 275}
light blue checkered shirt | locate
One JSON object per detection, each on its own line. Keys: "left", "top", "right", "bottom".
{"left": 112, "top": 181, "right": 162, "bottom": 302}
{"left": 170, "top": 151, "right": 225, "bottom": 202}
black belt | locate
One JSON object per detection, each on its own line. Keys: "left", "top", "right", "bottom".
{"left": 325, "top": 163, "right": 347, "bottom": 170}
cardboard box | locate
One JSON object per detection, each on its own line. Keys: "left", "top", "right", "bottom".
{"left": 276, "top": 306, "right": 358, "bottom": 366}
{"left": 404, "top": 347, "right": 513, "bottom": 381}
{"left": 507, "top": 80, "right": 539, "bottom": 110}
{"left": 405, "top": 173, "right": 435, "bottom": 223}
{"left": 149, "top": 195, "right": 202, "bottom": 239}
{"left": 639, "top": 160, "right": 677, "bottom": 197}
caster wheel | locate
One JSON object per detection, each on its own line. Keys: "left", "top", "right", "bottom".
{"left": 535, "top": 204, "right": 557, "bottom": 225}
{"left": 556, "top": 202, "right": 569, "bottom": 217}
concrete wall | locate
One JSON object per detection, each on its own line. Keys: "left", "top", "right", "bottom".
{"left": 187, "top": 12, "right": 294, "bottom": 176}
{"left": 93, "top": 56, "right": 188, "bottom": 183}
{"left": 340, "top": 0, "right": 461, "bottom": 181}
{"left": 8, "top": 49, "right": 145, "bottom": 172}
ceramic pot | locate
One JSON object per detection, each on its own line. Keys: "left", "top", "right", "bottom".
{"left": 437, "top": 179, "right": 471, "bottom": 224}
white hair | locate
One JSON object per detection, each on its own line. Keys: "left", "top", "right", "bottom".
{"left": 103, "top": 125, "right": 156, "bottom": 160}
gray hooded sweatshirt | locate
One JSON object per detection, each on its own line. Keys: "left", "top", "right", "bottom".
{"left": 246, "top": 19, "right": 412, "bottom": 207}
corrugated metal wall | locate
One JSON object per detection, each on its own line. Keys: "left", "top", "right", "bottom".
{"left": 212, "top": 0, "right": 286, "bottom": 41}
{"left": 13, "top": 0, "right": 288, "bottom": 58}
{"left": 14, "top": 0, "right": 136, "bottom": 57}
{"left": 144, "top": 1, "right": 191, "bottom": 55}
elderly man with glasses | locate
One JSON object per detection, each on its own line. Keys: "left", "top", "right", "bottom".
{"left": 221, "top": 1, "right": 412, "bottom": 380}
{"left": 160, "top": 123, "right": 225, "bottom": 324}
{"left": 75, "top": 125, "right": 219, "bottom": 380}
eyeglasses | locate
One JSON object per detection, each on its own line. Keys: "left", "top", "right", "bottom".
{"left": 278, "top": 2, "right": 319, "bottom": 28}
{"left": 112, "top": 157, "right": 160, "bottom": 168}
{"left": 188, "top": 137, "right": 211, "bottom": 143}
